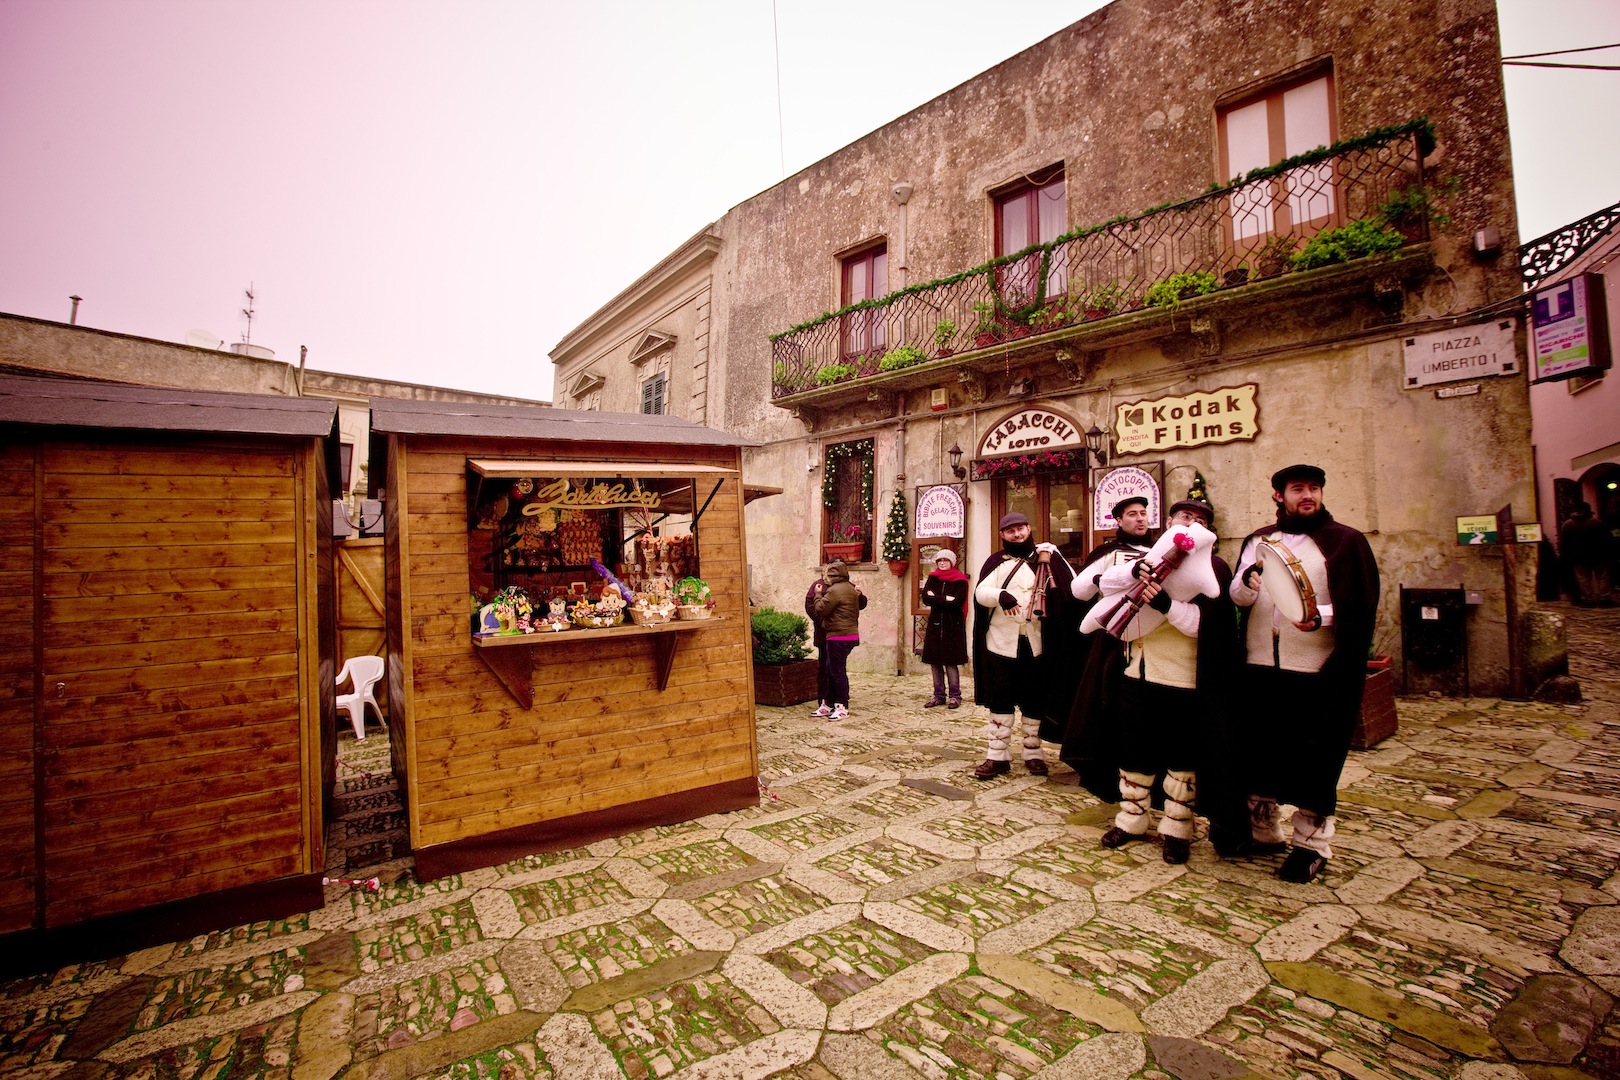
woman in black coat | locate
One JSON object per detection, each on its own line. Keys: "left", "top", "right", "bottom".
{"left": 920, "top": 549, "right": 970, "bottom": 708}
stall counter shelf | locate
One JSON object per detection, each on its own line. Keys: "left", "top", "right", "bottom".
{"left": 472, "top": 617, "right": 721, "bottom": 707}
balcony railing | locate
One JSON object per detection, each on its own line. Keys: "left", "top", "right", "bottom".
{"left": 770, "top": 121, "right": 1434, "bottom": 399}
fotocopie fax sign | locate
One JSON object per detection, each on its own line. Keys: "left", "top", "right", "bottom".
{"left": 1403, "top": 319, "right": 1518, "bottom": 388}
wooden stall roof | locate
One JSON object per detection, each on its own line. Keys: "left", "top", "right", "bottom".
{"left": 368, "top": 398, "right": 757, "bottom": 448}
{"left": 0, "top": 372, "right": 338, "bottom": 436}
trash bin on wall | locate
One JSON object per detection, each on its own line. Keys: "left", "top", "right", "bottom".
{"left": 1401, "top": 585, "right": 1469, "bottom": 696}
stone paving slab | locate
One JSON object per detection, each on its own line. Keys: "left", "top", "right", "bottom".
{"left": 2, "top": 602, "right": 1618, "bottom": 1079}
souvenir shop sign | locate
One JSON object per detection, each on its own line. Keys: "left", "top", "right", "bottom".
{"left": 520, "top": 478, "right": 662, "bottom": 515}
{"left": 1113, "top": 384, "right": 1258, "bottom": 456}
{"left": 915, "top": 485, "right": 966, "bottom": 538}
{"left": 977, "top": 405, "right": 1086, "bottom": 457}
{"left": 1092, "top": 467, "right": 1161, "bottom": 530}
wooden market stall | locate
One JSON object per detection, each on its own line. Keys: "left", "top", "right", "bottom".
{"left": 367, "top": 398, "right": 760, "bottom": 880}
{"left": 0, "top": 373, "right": 339, "bottom": 972}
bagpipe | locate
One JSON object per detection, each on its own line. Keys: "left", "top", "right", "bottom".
{"left": 1079, "top": 522, "right": 1220, "bottom": 640}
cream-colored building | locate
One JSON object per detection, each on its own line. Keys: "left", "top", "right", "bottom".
{"left": 563, "top": 0, "right": 1540, "bottom": 694}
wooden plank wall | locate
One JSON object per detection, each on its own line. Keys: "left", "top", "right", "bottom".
{"left": 0, "top": 443, "right": 37, "bottom": 935}
{"left": 335, "top": 538, "right": 388, "bottom": 712}
{"left": 398, "top": 436, "right": 757, "bottom": 851}
{"left": 39, "top": 439, "right": 312, "bottom": 926}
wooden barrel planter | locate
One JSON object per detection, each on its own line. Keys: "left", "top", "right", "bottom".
{"left": 0, "top": 374, "right": 338, "bottom": 974}
{"left": 753, "top": 659, "right": 819, "bottom": 707}
{"left": 368, "top": 398, "right": 763, "bottom": 881}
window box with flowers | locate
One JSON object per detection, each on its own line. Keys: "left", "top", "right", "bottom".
{"left": 823, "top": 522, "right": 865, "bottom": 564}
{"left": 971, "top": 448, "right": 1090, "bottom": 481}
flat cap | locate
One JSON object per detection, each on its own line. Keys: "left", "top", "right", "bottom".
{"left": 1111, "top": 495, "right": 1149, "bottom": 519}
{"left": 998, "top": 511, "right": 1029, "bottom": 530}
{"left": 1270, "top": 464, "right": 1326, "bottom": 490}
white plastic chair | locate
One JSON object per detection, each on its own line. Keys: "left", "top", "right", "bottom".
{"left": 336, "top": 655, "right": 386, "bottom": 740}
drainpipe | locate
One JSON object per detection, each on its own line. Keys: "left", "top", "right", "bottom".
{"left": 894, "top": 391, "right": 908, "bottom": 675}
{"left": 68, "top": 295, "right": 81, "bottom": 325}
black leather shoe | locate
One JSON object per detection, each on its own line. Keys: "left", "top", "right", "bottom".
{"left": 1212, "top": 827, "right": 1288, "bottom": 859}
{"left": 923, "top": 697, "right": 945, "bottom": 708}
{"left": 1162, "top": 836, "right": 1191, "bottom": 865}
{"left": 973, "top": 759, "right": 1010, "bottom": 780}
{"left": 946, "top": 698, "right": 962, "bottom": 709}
{"left": 1100, "top": 826, "right": 1140, "bottom": 849}
{"left": 1277, "top": 847, "right": 1328, "bottom": 883}
{"left": 1024, "top": 759, "right": 1049, "bottom": 776}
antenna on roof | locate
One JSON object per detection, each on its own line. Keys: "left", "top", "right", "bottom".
{"left": 240, "top": 283, "right": 257, "bottom": 344}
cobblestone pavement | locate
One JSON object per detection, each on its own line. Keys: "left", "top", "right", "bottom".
{"left": 3, "top": 603, "right": 1618, "bottom": 1079}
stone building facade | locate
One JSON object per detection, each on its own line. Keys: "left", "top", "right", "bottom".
{"left": 552, "top": 0, "right": 1540, "bottom": 694}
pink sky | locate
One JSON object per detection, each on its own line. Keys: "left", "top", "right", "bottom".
{"left": 1, "top": 0, "right": 1615, "bottom": 401}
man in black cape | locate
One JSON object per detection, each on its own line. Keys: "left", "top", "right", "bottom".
{"left": 970, "top": 512, "right": 1075, "bottom": 779}
{"left": 1229, "top": 464, "right": 1380, "bottom": 883}
{"left": 1057, "top": 496, "right": 1155, "bottom": 798}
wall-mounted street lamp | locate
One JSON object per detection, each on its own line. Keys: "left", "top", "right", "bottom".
{"left": 948, "top": 443, "right": 967, "bottom": 480}
{"left": 1084, "top": 425, "right": 1109, "bottom": 467}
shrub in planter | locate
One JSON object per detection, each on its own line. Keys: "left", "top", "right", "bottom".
{"left": 815, "top": 363, "right": 859, "bottom": 387}
{"left": 1144, "top": 271, "right": 1219, "bottom": 308}
{"left": 752, "top": 606, "right": 818, "bottom": 706}
{"left": 877, "top": 344, "right": 929, "bottom": 372}
{"left": 1290, "top": 218, "right": 1404, "bottom": 272}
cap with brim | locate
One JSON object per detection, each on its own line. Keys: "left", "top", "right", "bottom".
{"left": 998, "top": 512, "right": 1029, "bottom": 530}
{"left": 1168, "top": 498, "right": 1214, "bottom": 524}
{"left": 1111, "top": 496, "right": 1148, "bottom": 519}
{"left": 1270, "top": 464, "right": 1326, "bottom": 491}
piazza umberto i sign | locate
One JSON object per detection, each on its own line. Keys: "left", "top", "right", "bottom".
{"left": 1112, "top": 384, "right": 1259, "bottom": 456}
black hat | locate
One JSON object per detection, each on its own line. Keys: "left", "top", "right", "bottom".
{"left": 1270, "top": 464, "right": 1326, "bottom": 491}
{"left": 1111, "top": 496, "right": 1148, "bottom": 519}
{"left": 998, "top": 511, "right": 1029, "bottom": 530}
{"left": 1168, "top": 498, "right": 1214, "bottom": 526}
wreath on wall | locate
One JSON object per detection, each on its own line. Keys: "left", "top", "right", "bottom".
{"left": 822, "top": 438, "right": 875, "bottom": 513}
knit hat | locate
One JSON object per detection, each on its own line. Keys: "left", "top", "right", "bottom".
{"left": 933, "top": 549, "right": 957, "bottom": 567}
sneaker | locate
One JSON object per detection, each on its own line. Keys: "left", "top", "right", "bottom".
{"left": 828, "top": 705, "right": 849, "bottom": 721}
{"left": 1100, "top": 826, "right": 1142, "bottom": 849}
{"left": 1024, "top": 758, "right": 1049, "bottom": 776}
{"left": 972, "top": 759, "right": 1011, "bottom": 780}
{"left": 923, "top": 697, "right": 946, "bottom": 708}
{"left": 1277, "top": 847, "right": 1328, "bottom": 884}
{"left": 809, "top": 704, "right": 832, "bottom": 718}
{"left": 1162, "top": 836, "right": 1191, "bottom": 865}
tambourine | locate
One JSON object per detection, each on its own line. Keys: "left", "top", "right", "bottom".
{"left": 1256, "top": 539, "right": 1318, "bottom": 624}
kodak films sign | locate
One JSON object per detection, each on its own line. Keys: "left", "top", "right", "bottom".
{"left": 1112, "top": 384, "right": 1259, "bottom": 455}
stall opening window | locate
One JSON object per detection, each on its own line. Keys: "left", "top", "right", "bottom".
{"left": 994, "top": 168, "right": 1067, "bottom": 307}
{"left": 466, "top": 467, "right": 708, "bottom": 633}
{"left": 1219, "top": 69, "right": 1338, "bottom": 245}
{"left": 640, "top": 372, "right": 667, "bottom": 415}
{"left": 839, "top": 244, "right": 887, "bottom": 360}
{"left": 821, "top": 438, "right": 875, "bottom": 563}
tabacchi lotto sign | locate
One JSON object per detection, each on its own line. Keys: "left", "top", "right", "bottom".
{"left": 1112, "top": 384, "right": 1259, "bottom": 455}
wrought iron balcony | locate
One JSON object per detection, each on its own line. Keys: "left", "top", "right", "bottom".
{"left": 770, "top": 122, "right": 1435, "bottom": 401}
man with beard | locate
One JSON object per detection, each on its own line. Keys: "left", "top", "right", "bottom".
{"left": 1057, "top": 496, "right": 1155, "bottom": 797}
{"left": 1230, "top": 465, "right": 1379, "bottom": 883}
{"left": 971, "top": 512, "right": 1074, "bottom": 779}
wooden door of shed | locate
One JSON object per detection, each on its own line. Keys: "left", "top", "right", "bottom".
{"left": 335, "top": 537, "right": 388, "bottom": 715}
{"left": 36, "top": 439, "right": 317, "bottom": 927}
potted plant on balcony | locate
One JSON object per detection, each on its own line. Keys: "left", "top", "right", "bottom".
{"left": 823, "top": 522, "right": 865, "bottom": 564}
{"left": 815, "top": 362, "right": 859, "bottom": 387}
{"left": 1082, "top": 283, "right": 1128, "bottom": 321}
{"left": 1144, "top": 270, "right": 1219, "bottom": 308}
{"left": 1253, "top": 234, "right": 1297, "bottom": 278}
{"left": 933, "top": 319, "right": 957, "bottom": 358}
{"left": 877, "top": 343, "right": 929, "bottom": 372}
{"left": 752, "top": 606, "right": 817, "bottom": 706}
